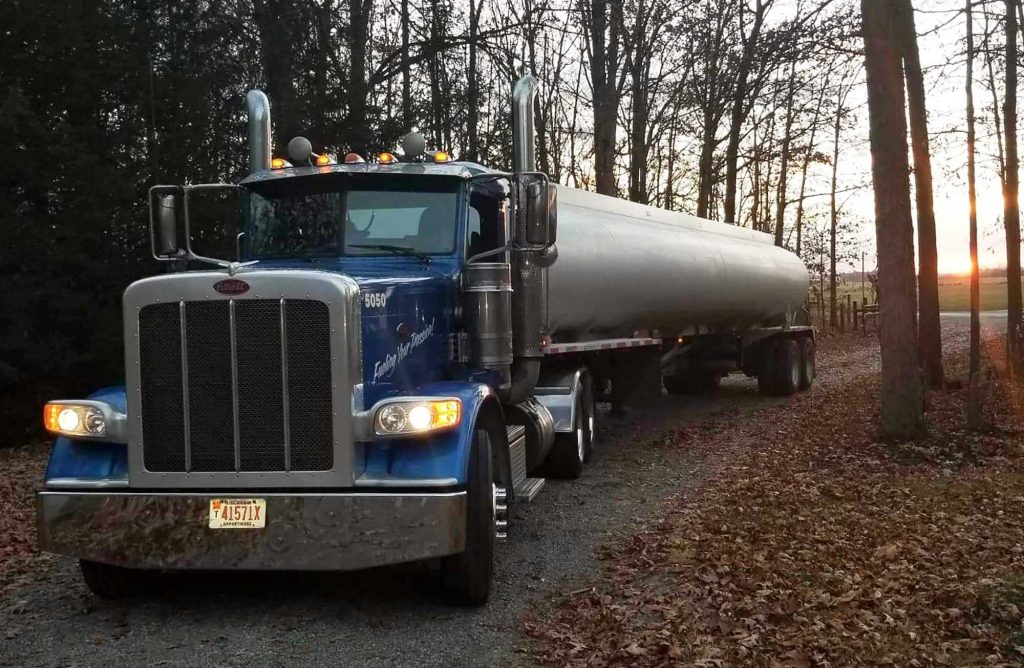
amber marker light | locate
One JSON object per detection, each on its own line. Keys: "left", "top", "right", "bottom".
{"left": 378, "top": 152, "right": 398, "bottom": 164}
{"left": 433, "top": 150, "right": 451, "bottom": 163}
{"left": 315, "top": 154, "right": 331, "bottom": 166}
{"left": 271, "top": 157, "right": 287, "bottom": 169}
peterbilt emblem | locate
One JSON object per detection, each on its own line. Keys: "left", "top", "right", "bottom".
{"left": 213, "top": 279, "right": 250, "bottom": 295}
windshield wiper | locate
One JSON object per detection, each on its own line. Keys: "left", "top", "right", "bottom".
{"left": 347, "top": 244, "right": 431, "bottom": 264}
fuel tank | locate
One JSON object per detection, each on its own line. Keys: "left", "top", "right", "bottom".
{"left": 547, "top": 186, "right": 810, "bottom": 340}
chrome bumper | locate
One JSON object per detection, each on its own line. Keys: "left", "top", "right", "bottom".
{"left": 37, "top": 490, "right": 466, "bottom": 571}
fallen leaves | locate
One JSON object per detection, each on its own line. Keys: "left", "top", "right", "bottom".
{"left": 523, "top": 327, "right": 1024, "bottom": 667}
{"left": 0, "top": 443, "right": 51, "bottom": 594}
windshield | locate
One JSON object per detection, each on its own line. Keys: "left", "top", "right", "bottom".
{"left": 245, "top": 175, "right": 461, "bottom": 259}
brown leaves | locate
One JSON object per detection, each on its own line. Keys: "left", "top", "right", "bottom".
{"left": 523, "top": 329, "right": 1024, "bottom": 667}
{"left": 0, "top": 443, "right": 50, "bottom": 594}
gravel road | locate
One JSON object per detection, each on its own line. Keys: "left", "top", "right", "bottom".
{"left": 1, "top": 365, "right": 807, "bottom": 668}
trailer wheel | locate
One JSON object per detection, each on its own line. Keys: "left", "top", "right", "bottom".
{"left": 544, "top": 382, "right": 586, "bottom": 479}
{"left": 441, "top": 425, "right": 496, "bottom": 606}
{"left": 79, "top": 560, "right": 153, "bottom": 599}
{"left": 797, "top": 338, "right": 815, "bottom": 390}
{"left": 775, "top": 339, "right": 801, "bottom": 396}
{"left": 757, "top": 340, "right": 780, "bottom": 395}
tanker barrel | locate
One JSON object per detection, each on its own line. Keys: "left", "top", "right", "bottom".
{"left": 246, "top": 90, "right": 272, "bottom": 174}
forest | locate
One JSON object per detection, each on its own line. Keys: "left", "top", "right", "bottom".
{"left": 0, "top": 0, "right": 1020, "bottom": 441}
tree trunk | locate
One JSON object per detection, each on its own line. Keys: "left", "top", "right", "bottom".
{"left": 794, "top": 70, "right": 831, "bottom": 257}
{"left": 774, "top": 63, "right": 797, "bottom": 247}
{"left": 347, "top": 0, "right": 373, "bottom": 154}
{"left": 829, "top": 89, "right": 841, "bottom": 331}
{"left": 966, "top": 0, "right": 984, "bottom": 428}
{"left": 1005, "top": 0, "right": 1023, "bottom": 370}
{"left": 585, "top": 0, "right": 622, "bottom": 196}
{"left": 895, "top": 0, "right": 943, "bottom": 388}
{"left": 861, "top": 0, "right": 924, "bottom": 439}
{"left": 252, "top": 0, "right": 301, "bottom": 150}
{"left": 723, "top": 0, "right": 768, "bottom": 225}
{"left": 465, "top": 0, "right": 481, "bottom": 161}
{"left": 401, "top": 0, "right": 411, "bottom": 130}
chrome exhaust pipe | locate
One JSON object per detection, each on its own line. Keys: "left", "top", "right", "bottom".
{"left": 246, "top": 90, "right": 272, "bottom": 174}
{"left": 512, "top": 76, "right": 538, "bottom": 173}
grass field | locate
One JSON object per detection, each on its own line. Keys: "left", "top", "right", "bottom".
{"left": 828, "top": 275, "right": 1020, "bottom": 312}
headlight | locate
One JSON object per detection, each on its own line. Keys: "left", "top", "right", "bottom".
{"left": 373, "top": 398, "right": 461, "bottom": 436}
{"left": 43, "top": 401, "right": 123, "bottom": 440}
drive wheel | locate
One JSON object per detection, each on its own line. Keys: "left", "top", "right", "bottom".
{"left": 797, "top": 338, "right": 815, "bottom": 390}
{"left": 581, "top": 372, "right": 597, "bottom": 462}
{"left": 79, "top": 560, "right": 153, "bottom": 599}
{"left": 775, "top": 339, "right": 801, "bottom": 396}
{"left": 441, "top": 425, "right": 496, "bottom": 606}
{"left": 544, "top": 382, "right": 586, "bottom": 479}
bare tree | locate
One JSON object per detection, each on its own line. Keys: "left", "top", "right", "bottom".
{"left": 581, "top": 0, "right": 624, "bottom": 196}
{"left": 1006, "top": 0, "right": 1023, "bottom": 370}
{"left": 966, "top": 0, "right": 984, "bottom": 428}
{"left": 895, "top": 0, "right": 943, "bottom": 388}
{"left": 861, "top": 0, "right": 924, "bottom": 438}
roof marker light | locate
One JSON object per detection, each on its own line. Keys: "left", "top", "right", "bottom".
{"left": 433, "top": 150, "right": 451, "bottom": 163}
{"left": 271, "top": 157, "right": 288, "bottom": 169}
{"left": 315, "top": 154, "right": 332, "bottom": 166}
{"left": 344, "top": 152, "right": 365, "bottom": 164}
{"left": 378, "top": 152, "right": 398, "bottom": 164}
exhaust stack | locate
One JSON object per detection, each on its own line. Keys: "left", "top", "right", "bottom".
{"left": 246, "top": 90, "right": 272, "bottom": 174}
{"left": 512, "top": 76, "right": 538, "bottom": 173}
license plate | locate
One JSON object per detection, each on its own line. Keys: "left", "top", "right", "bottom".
{"left": 209, "top": 498, "right": 266, "bottom": 529}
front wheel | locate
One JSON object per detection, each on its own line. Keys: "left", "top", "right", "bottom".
{"left": 441, "top": 427, "right": 496, "bottom": 606}
{"left": 79, "top": 560, "right": 153, "bottom": 599}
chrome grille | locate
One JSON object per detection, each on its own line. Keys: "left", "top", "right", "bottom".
{"left": 139, "top": 299, "right": 333, "bottom": 473}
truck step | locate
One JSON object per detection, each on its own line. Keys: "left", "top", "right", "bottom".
{"left": 514, "top": 477, "right": 546, "bottom": 502}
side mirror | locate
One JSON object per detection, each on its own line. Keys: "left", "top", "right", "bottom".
{"left": 156, "top": 194, "right": 179, "bottom": 257}
{"left": 519, "top": 175, "right": 557, "bottom": 246}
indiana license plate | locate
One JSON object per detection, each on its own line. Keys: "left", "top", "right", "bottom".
{"left": 209, "top": 498, "right": 266, "bottom": 529}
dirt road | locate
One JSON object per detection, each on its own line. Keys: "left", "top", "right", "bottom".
{"left": 0, "top": 338, "right": 862, "bottom": 668}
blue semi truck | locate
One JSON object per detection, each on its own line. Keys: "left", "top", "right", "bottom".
{"left": 37, "top": 76, "right": 813, "bottom": 605}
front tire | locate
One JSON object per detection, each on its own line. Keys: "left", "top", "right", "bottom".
{"left": 79, "top": 560, "right": 153, "bottom": 599}
{"left": 441, "top": 427, "right": 496, "bottom": 606}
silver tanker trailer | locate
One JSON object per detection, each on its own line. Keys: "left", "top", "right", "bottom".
{"left": 36, "top": 75, "right": 815, "bottom": 605}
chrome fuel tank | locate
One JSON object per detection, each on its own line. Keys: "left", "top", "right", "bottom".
{"left": 547, "top": 186, "right": 810, "bottom": 339}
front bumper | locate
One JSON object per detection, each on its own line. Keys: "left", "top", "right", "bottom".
{"left": 37, "top": 490, "right": 466, "bottom": 571}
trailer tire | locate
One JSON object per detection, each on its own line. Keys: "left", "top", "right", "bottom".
{"left": 79, "top": 560, "right": 152, "bottom": 599}
{"left": 757, "top": 340, "right": 780, "bottom": 395}
{"left": 775, "top": 339, "right": 801, "bottom": 396}
{"left": 543, "top": 383, "right": 586, "bottom": 479}
{"left": 798, "top": 338, "right": 815, "bottom": 390}
{"left": 441, "top": 425, "right": 496, "bottom": 606}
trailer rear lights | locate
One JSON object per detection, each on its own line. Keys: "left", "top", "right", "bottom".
{"left": 373, "top": 399, "right": 461, "bottom": 436}
{"left": 433, "top": 150, "right": 451, "bottom": 163}
{"left": 44, "top": 402, "right": 106, "bottom": 438}
{"left": 378, "top": 152, "right": 398, "bottom": 164}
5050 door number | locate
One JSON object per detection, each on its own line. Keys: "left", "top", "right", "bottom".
{"left": 363, "top": 292, "right": 388, "bottom": 309}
